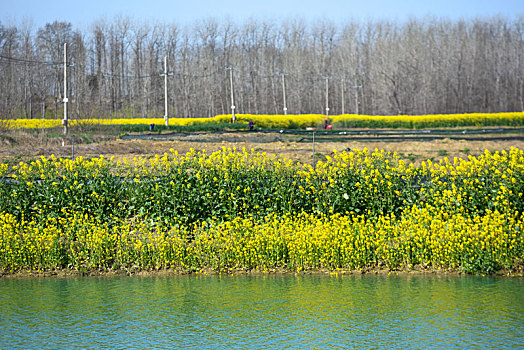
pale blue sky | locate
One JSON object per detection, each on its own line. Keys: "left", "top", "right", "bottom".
{"left": 1, "top": 0, "right": 522, "bottom": 29}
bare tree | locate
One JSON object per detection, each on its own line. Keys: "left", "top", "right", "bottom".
{"left": 1, "top": 16, "right": 523, "bottom": 120}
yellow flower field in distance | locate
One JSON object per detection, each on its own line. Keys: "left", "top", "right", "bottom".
{"left": 5, "top": 111, "right": 524, "bottom": 129}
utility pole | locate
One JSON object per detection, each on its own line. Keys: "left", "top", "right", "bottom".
{"left": 312, "top": 131, "right": 316, "bottom": 168}
{"left": 341, "top": 79, "right": 345, "bottom": 115}
{"left": 226, "top": 67, "right": 235, "bottom": 122}
{"left": 281, "top": 73, "right": 288, "bottom": 115}
{"left": 353, "top": 84, "right": 362, "bottom": 114}
{"left": 163, "top": 56, "right": 169, "bottom": 126}
{"left": 63, "top": 43, "right": 68, "bottom": 135}
{"left": 324, "top": 76, "right": 330, "bottom": 117}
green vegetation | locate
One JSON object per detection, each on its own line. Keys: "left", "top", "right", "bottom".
{"left": 0, "top": 147, "right": 523, "bottom": 274}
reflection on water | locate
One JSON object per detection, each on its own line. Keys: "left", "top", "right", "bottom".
{"left": 0, "top": 274, "right": 522, "bottom": 349}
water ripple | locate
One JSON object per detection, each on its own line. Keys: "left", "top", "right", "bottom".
{"left": 0, "top": 275, "right": 522, "bottom": 349}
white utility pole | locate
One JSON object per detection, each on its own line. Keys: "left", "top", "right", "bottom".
{"left": 341, "top": 79, "right": 345, "bottom": 115}
{"left": 226, "top": 67, "right": 235, "bottom": 122}
{"left": 63, "top": 43, "right": 68, "bottom": 135}
{"left": 281, "top": 73, "right": 288, "bottom": 115}
{"left": 163, "top": 56, "right": 169, "bottom": 126}
{"left": 324, "top": 76, "right": 330, "bottom": 117}
{"left": 353, "top": 84, "right": 362, "bottom": 114}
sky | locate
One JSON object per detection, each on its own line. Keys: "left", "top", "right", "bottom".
{"left": 0, "top": 0, "right": 522, "bottom": 30}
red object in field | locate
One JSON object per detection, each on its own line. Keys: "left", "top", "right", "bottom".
{"left": 326, "top": 124, "right": 333, "bottom": 130}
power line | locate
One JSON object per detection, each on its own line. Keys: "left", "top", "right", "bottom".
{"left": 102, "top": 72, "right": 161, "bottom": 80}
{"left": 0, "top": 56, "right": 335, "bottom": 86}
{"left": 0, "top": 54, "right": 71, "bottom": 66}
{"left": 176, "top": 69, "right": 221, "bottom": 79}
{"left": 0, "top": 52, "right": 340, "bottom": 84}
{"left": 99, "top": 68, "right": 221, "bottom": 80}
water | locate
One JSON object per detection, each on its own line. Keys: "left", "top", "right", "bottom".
{"left": 0, "top": 274, "right": 522, "bottom": 349}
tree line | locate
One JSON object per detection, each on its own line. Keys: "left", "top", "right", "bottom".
{"left": 0, "top": 16, "right": 523, "bottom": 119}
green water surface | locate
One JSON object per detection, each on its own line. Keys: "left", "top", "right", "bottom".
{"left": 0, "top": 274, "right": 522, "bottom": 349}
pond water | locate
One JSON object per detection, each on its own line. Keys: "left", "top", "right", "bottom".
{"left": 0, "top": 273, "right": 522, "bottom": 349}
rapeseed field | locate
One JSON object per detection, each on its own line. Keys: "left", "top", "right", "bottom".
{"left": 0, "top": 147, "right": 522, "bottom": 274}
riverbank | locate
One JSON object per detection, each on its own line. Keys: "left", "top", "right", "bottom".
{"left": 2, "top": 265, "right": 523, "bottom": 279}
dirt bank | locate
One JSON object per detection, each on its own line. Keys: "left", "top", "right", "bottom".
{"left": 2, "top": 128, "right": 523, "bottom": 166}
{"left": 2, "top": 266, "right": 523, "bottom": 279}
